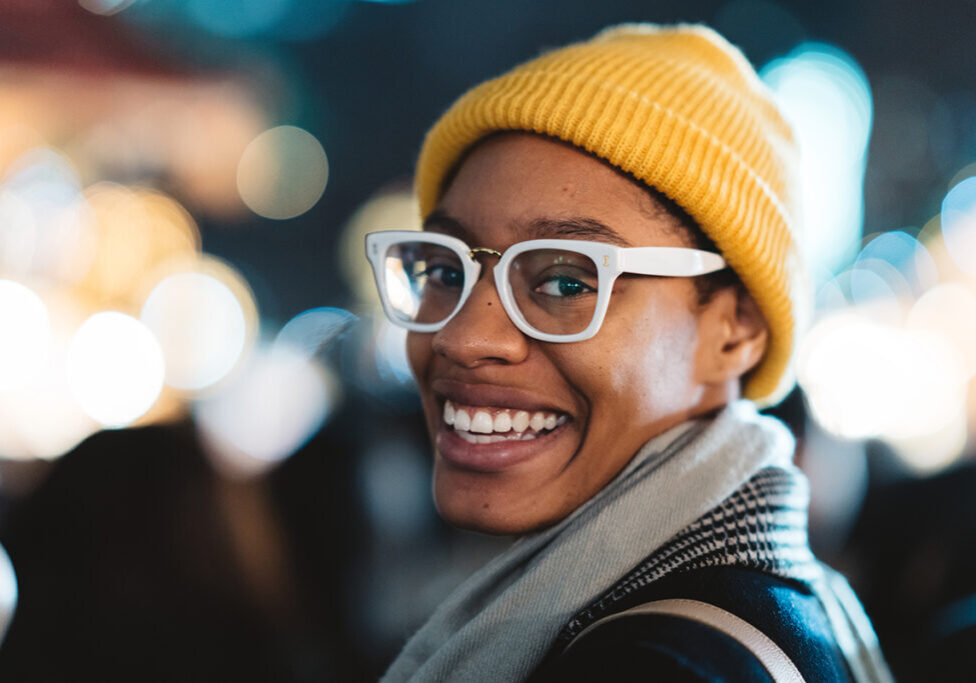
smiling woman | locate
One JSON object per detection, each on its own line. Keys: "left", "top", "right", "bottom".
{"left": 369, "top": 23, "right": 891, "bottom": 683}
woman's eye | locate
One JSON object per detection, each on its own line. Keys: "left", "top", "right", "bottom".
{"left": 422, "top": 264, "right": 463, "bottom": 288}
{"left": 535, "top": 275, "right": 595, "bottom": 297}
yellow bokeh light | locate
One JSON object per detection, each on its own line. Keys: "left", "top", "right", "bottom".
{"left": 78, "top": 184, "right": 201, "bottom": 309}
{"left": 338, "top": 187, "right": 420, "bottom": 308}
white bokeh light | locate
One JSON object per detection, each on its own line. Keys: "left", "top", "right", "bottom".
{"left": 0, "top": 543, "right": 15, "bottom": 642}
{"left": 799, "top": 310, "right": 969, "bottom": 469}
{"left": 276, "top": 307, "right": 357, "bottom": 360}
{"left": 0, "top": 148, "right": 96, "bottom": 284}
{"left": 237, "top": 125, "right": 328, "bottom": 220}
{"left": 762, "top": 44, "right": 872, "bottom": 280}
{"left": 66, "top": 312, "right": 166, "bottom": 427}
{"left": 0, "top": 280, "right": 50, "bottom": 390}
{"left": 195, "top": 342, "right": 333, "bottom": 477}
{"left": 141, "top": 272, "right": 247, "bottom": 390}
{"left": 0, "top": 293, "right": 97, "bottom": 459}
{"left": 374, "top": 319, "right": 413, "bottom": 386}
{"left": 906, "top": 282, "right": 976, "bottom": 377}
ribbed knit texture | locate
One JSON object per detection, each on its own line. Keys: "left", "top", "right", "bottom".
{"left": 415, "top": 23, "right": 806, "bottom": 405}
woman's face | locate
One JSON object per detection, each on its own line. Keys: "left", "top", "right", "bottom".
{"left": 407, "top": 133, "right": 723, "bottom": 534}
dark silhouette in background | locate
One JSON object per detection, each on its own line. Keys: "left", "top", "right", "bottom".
{"left": 0, "top": 415, "right": 368, "bottom": 681}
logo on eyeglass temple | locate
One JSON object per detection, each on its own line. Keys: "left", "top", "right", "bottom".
{"left": 603, "top": 255, "right": 609, "bottom": 267}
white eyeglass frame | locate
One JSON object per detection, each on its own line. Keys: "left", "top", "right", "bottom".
{"left": 365, "top": 230, "right": 727, "bottom": 343}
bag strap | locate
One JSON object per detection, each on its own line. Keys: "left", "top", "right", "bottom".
{"left": 566, "top": 598, "right": 805, "bottom": 683}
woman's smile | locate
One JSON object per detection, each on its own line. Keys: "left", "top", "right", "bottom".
{"left": 435, "top": 393, "right": 573, "bottom": 472}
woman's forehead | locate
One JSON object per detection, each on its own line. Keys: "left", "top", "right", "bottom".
{"left": 431, "top": 134, "right": 684, "bottom": 248}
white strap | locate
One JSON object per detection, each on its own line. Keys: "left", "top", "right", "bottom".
{"left": 569, "top": 598, "right": 805, "bottom": 683}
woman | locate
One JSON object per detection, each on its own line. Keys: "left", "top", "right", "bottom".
{"left": 367, "top": 23, "right": 890, "bottom": 682}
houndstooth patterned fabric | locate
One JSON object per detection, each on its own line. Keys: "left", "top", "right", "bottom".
{"left": 555, "top": 466, "right": 819, "bottom": 645}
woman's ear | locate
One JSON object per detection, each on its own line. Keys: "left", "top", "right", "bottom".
{"left": 695, "top": 287, "right": 769, "bottom": 385}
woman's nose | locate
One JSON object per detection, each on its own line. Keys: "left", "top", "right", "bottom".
{"left": 430, "top": 271, "right": 529, "bottom": 368}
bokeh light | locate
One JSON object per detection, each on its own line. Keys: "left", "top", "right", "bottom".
{"left": 124, "top": 0, "right": 351, "bottom": 41}
{"left": 0, "top": 543, "right": 16, "bottom": 641}
{"left": 0, "top": 291, "right": 97, "bottom": 460}
{"left": 0, "top": 147, "right": 96, "bottom": 284}
{"left": 799, "top": 310, "right": 969, "bottom": 469}
{"left": 187, "top": 0, "right": 288, "bottom": 39}
{"left": 845, "top": 263, "right": 907, "bottom": 326}
{"left": 856, "top": 230, "right": 938, "bottom": 295}
{"left": 80, "top": 184, "right": 201, "bottom": 308}
{"left": 237, "top": 125, "right": 328, "bottom": 220}
{"left": 195, "top": 342, "right": 335, "bottom": 477}
{"left": 66, "top": 312, "right": 166, "bottom": 428}
{"left": 275, "top": 307, "right": 357, "bottom": 360}
{"left": 0, "top": 190, "right": 37, "bottom": 279}
{"left": 78, "top": 0, "right": 137, "bottom": 15}
{"left": 0, "top": 360, "right": 98, "bottom": 460}
{"left": 0, "top": 280, "right": 49, "bottom": 390}
{"left": 374, "top": 319, "right": 413, "bottom": 386}
{"left": 338, "top": 187, "right": 420, "bottom": 307}
{"left": 940, "top": 176, "right": 976, "bottom": 275}
{"left": 762, "top": 44, "right": 872, "bottom": 279}
{"left": 141, "top": 272, "right": 248, "bottom": 391}
{"left": 907, "top": 283, "right": 976, "bottom": 377}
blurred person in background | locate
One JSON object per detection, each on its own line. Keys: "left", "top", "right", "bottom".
{"left": 366, "top": 24, "right": 891, "bottom": 682}
{"left": 843, "top": 441, "right": 976, "bottom": 682}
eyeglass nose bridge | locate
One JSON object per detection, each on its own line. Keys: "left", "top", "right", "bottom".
{"left": 468, "top": 247, "right": 502, "bottom": 261}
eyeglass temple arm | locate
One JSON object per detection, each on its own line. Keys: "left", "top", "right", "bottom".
{"left": 620, "top": 247, "right": 727, "bottom": 277}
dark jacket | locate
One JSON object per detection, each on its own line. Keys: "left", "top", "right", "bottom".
{"left": 531, "top": 566, "right": 853, "bottom": 681}
{"left": 529, "top": 466, "right": 889, "bottom": 682}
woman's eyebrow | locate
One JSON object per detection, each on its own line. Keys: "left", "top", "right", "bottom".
{"left": 422, "top": 211, "right": 631, "bottom": 246}
{"left": 422, "top": 210, "right": 468, "bottom": 239}
{"left": 526, "top": 217, "right": 631, "bottom": 246}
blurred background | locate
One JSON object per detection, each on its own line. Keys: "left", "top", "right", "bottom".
{"left": 0, "top": 0, "right": 974, "bottom": 680}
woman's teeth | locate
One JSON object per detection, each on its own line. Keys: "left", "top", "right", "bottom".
{"left": 443, "top": 400, "right": 568, "bottom": 444}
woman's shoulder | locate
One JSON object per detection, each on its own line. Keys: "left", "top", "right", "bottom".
{"left": 531, "top": 566, "right": 853, "bottom": 682}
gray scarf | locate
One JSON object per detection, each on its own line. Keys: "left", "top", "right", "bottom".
{"left": 382, "top": 401, "right": 796, "bottom": 682}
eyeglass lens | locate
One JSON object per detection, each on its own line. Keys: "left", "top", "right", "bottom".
{"left": 381, "top": 239, "right": 600, "bottom": 336}
{"left": 509, "top": 249, "right": 598, "bottom": 335}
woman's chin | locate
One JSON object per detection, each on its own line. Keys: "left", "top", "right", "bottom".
{"left": 431, "top": 466, "right": 570, "bottom": 535}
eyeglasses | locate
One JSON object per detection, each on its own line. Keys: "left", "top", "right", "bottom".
{"left": 365, "top": 230, "right": 727, "bottom": 343}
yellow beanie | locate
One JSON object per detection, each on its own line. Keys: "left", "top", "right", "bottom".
{"left": 414, "top": 23, "right": 807, "bottom": 405}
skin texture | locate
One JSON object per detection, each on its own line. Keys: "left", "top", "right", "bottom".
{"left": 407, "top": 133, "right": 768, "bottom": 534}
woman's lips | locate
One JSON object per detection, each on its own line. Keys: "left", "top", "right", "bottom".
{"left": 430, "top": 378, "right": 567, "bottom": 415}
{"left": 435, "top": 399, "right": 572, "bottom": 472}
